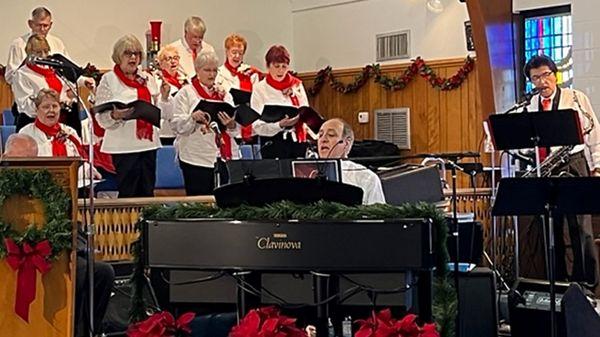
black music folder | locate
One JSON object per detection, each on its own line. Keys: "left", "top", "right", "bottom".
{"left": 194, "top": 99, "right": 260, "bottom": 128}
{"left": 261, "top": 105, "right": 325, "bottom": 133}
{"left": 230, "top": 88, "right": 252, "bottom": 105}
{"left": 49, "top": 53, "right": 84, "bottom": 83}
{"left": 92, "top": 100, "right": 161, "bottom": 127}
{"left": 488, "top": 109, "right": 583, "bottom": 150}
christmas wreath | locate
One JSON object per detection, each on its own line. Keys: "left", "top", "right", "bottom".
{"left": 0, "top": 169, "right": 72, "bottom": 321}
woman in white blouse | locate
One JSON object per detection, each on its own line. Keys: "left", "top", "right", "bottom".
{"left": 172, "top": 50, "right": 238, "bottom": 195}
{"left": 94, "top": 34, "right": 170, "bottom": 198}
{"left": 12, "top": 34, "right": 77, "bottom": 133}
{"left": 155, "top": 45, "right": 187, "bottom": 145}
{"left": 250, "top": 45, "right": 309, "bottom": 159}
{"left": 216, "top": 33, "right": 263, "bottom": 145}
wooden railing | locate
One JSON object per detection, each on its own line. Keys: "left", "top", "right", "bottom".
{"left": 78, "top": 196, "right": 215, "bottom": 261}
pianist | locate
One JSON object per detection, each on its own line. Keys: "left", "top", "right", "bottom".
{"left": 317, "top": 118, "right": 385, "bottom": 205}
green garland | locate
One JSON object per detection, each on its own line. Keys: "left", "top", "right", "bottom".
{"left": 305, "top": 56, "right": 475, "bottom": 96}
{"left": 132, "top": 201, "right": 456, "bottom": 337}
{"left": 0, "top": 169, "right": 72, "bottom": 259}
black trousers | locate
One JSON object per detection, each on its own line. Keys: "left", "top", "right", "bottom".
{"left": 259, "top": 133, "right": 308, "bottom": 159}
{"left": 75, "top": 257, "right": 115, "bottom": 336}
{"left": 179, "top": 160, "right": 214, "bottom": 195}
{"left": 112, "top": 149, "right": 157, "bottom": 198}
{"left": 519, "top": 151, "right": 599, "bottom": 288}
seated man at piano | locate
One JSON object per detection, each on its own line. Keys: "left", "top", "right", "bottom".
{"left": 518, "top": 54, "right": 600, "bottom": 288}
{"left": 317, "top": 117, "right": 385, "bottom": 205}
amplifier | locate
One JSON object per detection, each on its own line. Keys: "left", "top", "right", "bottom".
{"left": 379, "top": 165, "right": 444, "bottom": 205}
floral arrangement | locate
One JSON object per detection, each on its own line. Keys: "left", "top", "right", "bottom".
{"left": 305, "top": 56, "right": 475, "bottom": 96}
{"left": 127, "top": 311, "right": 195, "bottom": 337}
{"left": 230, "top": 306, "right": 308, "bottom": 337}
{"left": 355, "top": 309, "right": 439, "bottom": 337}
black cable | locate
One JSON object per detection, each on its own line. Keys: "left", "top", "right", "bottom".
{"left": 338, "top": 274, "right": 419, "bottom": 294}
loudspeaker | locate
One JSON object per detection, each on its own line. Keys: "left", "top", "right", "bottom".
{"left": 447, "top": 221, "right": 484, "bottom": 264}
{"left": 455, "top": 267, "right": 498, "bottom": 337}
{"left": 102, "top": 264, "right": 159, "bottom": 336}
{"left": 508, "top": 278, "right": 570, "bottom": 337}
{"left": 563, "top": 284, "right": 600, "bottom": 337}
{"left": 379, "top": 165, "right": 444, "bottom": 205}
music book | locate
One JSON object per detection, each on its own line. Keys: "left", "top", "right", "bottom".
{"left": 50, "top": 53, "right": 83, "bottom": 83}
{"left": 194, "top": 99, "right": 261, "bottom": 128}
{"left": 92, "top": 100, "right": 161, "bottom": 127}
{"left": 261, "top": 105, "right": 325, "bottom": 133}
{"left": 229, "top": 88, "right": 252, "bottom": 105}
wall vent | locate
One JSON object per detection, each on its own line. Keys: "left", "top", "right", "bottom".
{"left": 376, "top": 30, "right": 410, "bottom": 62}
{"left": 374, "top": 108, "right": 411, "bottom": 149}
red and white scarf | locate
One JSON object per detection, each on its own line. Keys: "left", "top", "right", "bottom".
{"left": 191, "top": 76, "right": 234, "bottom": 160}
{"left": 224, "top": 60, "right": 259, "bottom": 142}
{"left": 113, "top": 65, "right": 154, "bottom": 141}
{"left": 161, "top": 69, "right": 184, "bottom": 90}
{"left": 265, "top": 73, "right": 306, "bottom": 142}
{"left": 34, "top": 118, "right": 83, "bottom": 157}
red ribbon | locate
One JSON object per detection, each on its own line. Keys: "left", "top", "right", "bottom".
{"left": 4, "top": 238, "right": 53, "bottom": 322}
{"left": 266, "top": 73, "right": 307, "bottom": 142}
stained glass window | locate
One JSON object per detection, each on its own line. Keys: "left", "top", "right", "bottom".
{"left": 524, "top": 13, "right": 572, "bottom": 91}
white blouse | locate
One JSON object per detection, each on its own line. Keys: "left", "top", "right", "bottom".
{"left": 249, "top": 79, "right": 309, "bottom": 137}
{"left": 171, "top": 84, "right": 239, "bottom": 168}
{"left": 94, "top": 69, "right": 162, "bottom": 154}
{"left": 154, "top": 74, "right": 181, "bottom": 139}
{"left": 19, "top": 122, "right": 81, "bottom": 157}
{"left": 5, "top": 33, "right": 67, "bottom": 85}
{"left": 216, "top": 64, "right": 261, "bottom": 93}
{"left": 167, "top": 38, "right": 215, "bottom": 80}
{"left": 12, "top": 65, "right": 73, "bottom": 118}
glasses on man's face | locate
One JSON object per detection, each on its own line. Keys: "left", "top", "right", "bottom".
{"left": 530, "top": 70, "right": 554, "bottom": 83}
{"left": 123, "top": 50, "right": 142, "bottom": 58}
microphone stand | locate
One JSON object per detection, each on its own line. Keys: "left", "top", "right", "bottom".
{"left": 56, "top": 72, "right": 96, "bottom": 337}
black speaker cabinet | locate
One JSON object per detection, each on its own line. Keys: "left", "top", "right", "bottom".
{"left": 508, "top": 278, "right": 570, "bottom": 337}
{"left": 102, "top": 272, "right": 159, "bottom": 336}
{"left": 455, "top": 267, "right": 498, "bottom": 337}
{"left": 447, "top": 221, "right": 484, "bottom": 264}
{"left": 379, "top": 165, "right": 444, "bottom": 205}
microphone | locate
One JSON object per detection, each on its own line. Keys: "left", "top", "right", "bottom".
{"left": 30, "top": 56, "right": 65, "bottom": 68}
{"left": 504, "top": 87, "right": 541, "bottom": 114}
{"left": 521, "top": 87, "right": 541, "bottom": 103}
{"left": 253, "top": 140, "right": 273, "bottom": 159}
{"left": 323, "top": 139, "right": 345, "bottom": 158}
{"left": 209, "top": 121, "right": 222, "bottom": 147}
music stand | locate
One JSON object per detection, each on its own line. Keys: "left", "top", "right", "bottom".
{"left": 492, "top": 177, "right": 600, "bottom": 337}
{"left": 213, "top": 177, "right": 363, "bottom": 207}
{"left": 488, "top": 109, "right": 582, "bottom": 176}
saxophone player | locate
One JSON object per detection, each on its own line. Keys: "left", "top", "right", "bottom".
{"left": 519, "top": 54, "right": 600, "bottom": 288}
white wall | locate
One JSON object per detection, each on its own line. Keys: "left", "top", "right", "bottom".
{"left": 291, "top": 0, "right": 471, "bottom": 72}
{"left": 0, "top": 0, "right": 293, "bottom": 70}
{"left": 513, "top": 0, "right": 569, "bottom": 11}
{"left": 573, "top": 0, "right": 600, "bottom": 114}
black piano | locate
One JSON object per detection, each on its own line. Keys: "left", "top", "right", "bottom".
{"left": 143, "top": 217, "right": 434, "bottom": 328}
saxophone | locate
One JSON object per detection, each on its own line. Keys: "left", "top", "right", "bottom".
{"left": 522, "top": 90, "right": 594, "bottom": 177}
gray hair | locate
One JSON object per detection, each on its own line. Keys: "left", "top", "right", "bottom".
{"left": 4, "top": 134, "right": 39, "bottom": 157}
{"left": 31, "top": 7, "right": 51, "bottom": 19}
{"left": 111, "top": 34, "right": 144, "bottom": 64}
{"left": 194, "top": 50, "right": 219, "bottom": 69}
{"left": 330, "top": 117, "right": 354, "bottom": 148}
{"left": 184, "top": 16, "right": 207, "bottom": 36}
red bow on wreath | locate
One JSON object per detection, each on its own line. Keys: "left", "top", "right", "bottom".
{"left": 355, "top": 309, "right": 440, "bottom": 337}
{"left": 127, "top": 311, "right": 195, "bottom": 337}
{"left": 4, "top": 238, "right": 52, "bottom": 322}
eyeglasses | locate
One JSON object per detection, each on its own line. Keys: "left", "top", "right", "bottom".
{"left": 163, "top": 55, "right": 180, "bottom": 62}
{"left": 123, "top": 50, "right": 142, "bottom": 58}
{"left": 530, "top": 71, "right": 554, "bottom": 83}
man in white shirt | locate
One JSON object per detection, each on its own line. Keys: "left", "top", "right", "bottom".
{"left": 5, "top": 7, "right": 67, "bottom": 85}
{"left": 317, "top": 118, "right": 385, "bottom": 205}
{"left": 168, "top": 16, "right": 215, "bottom": 80}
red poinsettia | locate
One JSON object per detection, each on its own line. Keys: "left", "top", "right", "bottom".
{"left": 229, "top": 306, "right": 307, "bottom": 337}
{"left": 354, "top": 309, "right": 439, "bottom": 337}
{"left": 127, "top": 311, "right": 195, "bottom": 337}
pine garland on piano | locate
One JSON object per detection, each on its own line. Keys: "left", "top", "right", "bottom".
{"left": 131, "top": 201, "right": 457, "bottom": 337}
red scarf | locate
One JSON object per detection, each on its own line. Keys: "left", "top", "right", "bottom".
{"left": 265, "top": 73, "right": 306, "bottom": 142}
{"left": 161, "top": 69, "right": 183, "bottom": 89}
{"left": 224, "top": 60, "right": 256, "bottom": 141}
{"left": 191, "top": 77, "right": 234, "bottom": 160}
{"left": 113, "top": 65, "right": 154, "bottom": 141}
{"left": 27, "top": 63, "right": 63, "bottom": 93}
{"left": 34, "top": 119, "right": 83, "bottom": 157}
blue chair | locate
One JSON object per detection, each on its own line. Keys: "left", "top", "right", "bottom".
{"left": 155, "top": 146, "right": 184, "bottom": 189}
{"left": 2, "top": 109, "right": 15, "bottom": 126}
{"left": 0, "top": 125, "right": 16, "bottom": 149}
